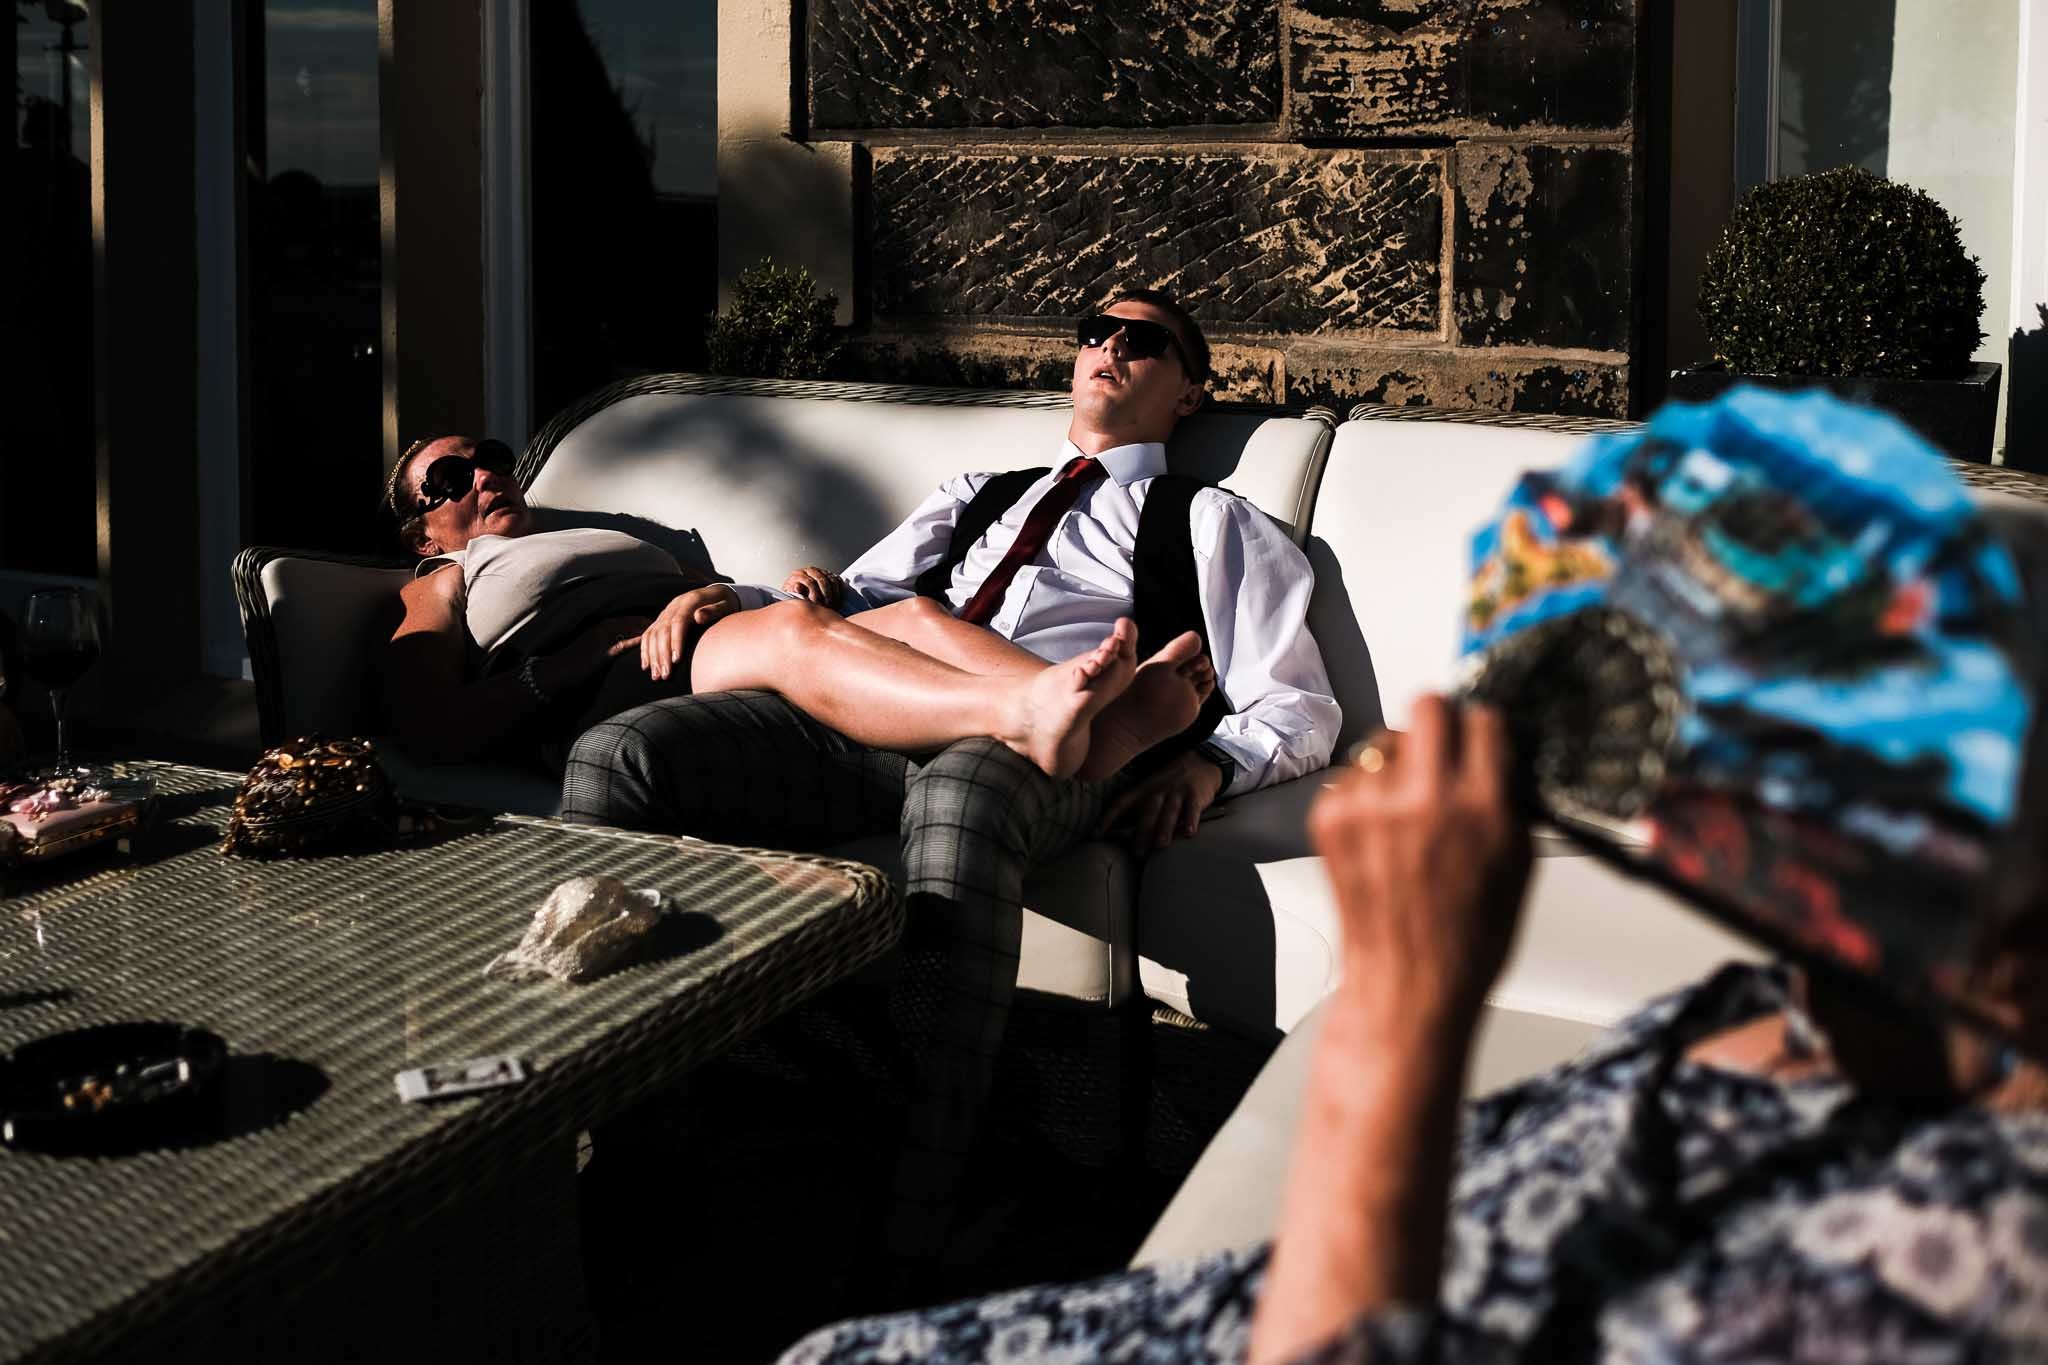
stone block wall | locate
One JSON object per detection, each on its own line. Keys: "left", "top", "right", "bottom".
{"left": 757, "top": 0, "right": 1641, "bottom": 415}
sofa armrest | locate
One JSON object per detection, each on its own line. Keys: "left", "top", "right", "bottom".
{"left": 233, "top": 545, "right": 413, "bottom": 746}
{"left": 1130, "top": 996, "right": 1608, "bottom": 1269}
{"left": 1132, "top": 1000, "right": 1324, "bottom": 1267}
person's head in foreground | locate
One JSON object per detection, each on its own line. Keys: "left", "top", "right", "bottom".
{"left": 380, "top": 434, "right": 532, "bottom": 556}
{"left": 1069, "top": 287, "right": 1210, "bottom": 449}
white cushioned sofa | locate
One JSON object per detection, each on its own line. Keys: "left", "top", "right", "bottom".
{"left": 236, "top": 376, "right": 1824, "bottom": 1105}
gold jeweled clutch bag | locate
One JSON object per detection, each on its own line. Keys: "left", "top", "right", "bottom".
{"left": 222, "top": 737, "right": 396, "bottom": 855}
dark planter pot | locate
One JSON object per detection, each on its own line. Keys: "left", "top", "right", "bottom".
{"left": 1667, "top": 362, "right": 2003, "bottom": 463}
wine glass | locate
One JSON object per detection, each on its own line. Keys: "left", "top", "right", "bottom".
{"left": 22, "top": 589, "right": 101, "bottom": 779}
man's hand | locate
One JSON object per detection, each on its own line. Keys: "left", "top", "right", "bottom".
{"left": 1099, "top": 750, "right": 1226, "bottom": 852}
{"left": 640, "top": 585, "right": 741, "bottom": 680}
{"left": 1308, "top": 696, "right": 1532, "bottom": 1033}
{"left": 781, "top": 566, "right": 844, "bottom": 606}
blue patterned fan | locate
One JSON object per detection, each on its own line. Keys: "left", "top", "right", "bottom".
{"left": 1461, "top": 387, "right": 2035, "bottom": 1000}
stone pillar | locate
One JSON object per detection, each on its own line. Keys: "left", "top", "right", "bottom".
{"left": 717, "top": 0, "right": 857, "bottom": 323}
{"left": 90, "top": 2, "right": 205, "bottom": 686}
{"left": 377, "top": 0, "right": 489, "bottom": 470}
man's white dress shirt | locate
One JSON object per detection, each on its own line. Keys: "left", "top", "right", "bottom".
{"left": 838, "top": 440, "right": 1340, "bottom": 797}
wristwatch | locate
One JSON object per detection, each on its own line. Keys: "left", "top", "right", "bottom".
{"left": 1195, "top": 741, "right": 1237, "bottom": 793}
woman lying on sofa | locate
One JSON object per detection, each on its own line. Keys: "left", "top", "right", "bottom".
{"left": 780, "top": 570, "right": 2048, "bottom": 1357}
{"left": 377, "top": 435, "right": 1212, "bottom": 780}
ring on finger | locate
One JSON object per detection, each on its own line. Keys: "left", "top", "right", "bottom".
{"left": 1347, "top": 738, "right": 1394, "bottom": 774}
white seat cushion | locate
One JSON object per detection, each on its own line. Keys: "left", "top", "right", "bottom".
{"left": 1134, "top": 776, "right": 1338, "bottom": 1037}
{"left": 1308, "top": 417, "right": 1597, "bottom": 748}
{"left": 1138, "top": 777, "right": 1761, "bottom": 1044}
{"left": 256, "top": 556, "right": 410, "bottom": 739}
{"left": 1143, "top": 413, "right": 1761, "bottom": 1054}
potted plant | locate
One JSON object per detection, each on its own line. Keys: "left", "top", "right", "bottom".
{"left": 705, "top": 260, "right": 844, "bottom": 381}
{"left": 1670, "top": 166, "right": 1999, "bottom": 461}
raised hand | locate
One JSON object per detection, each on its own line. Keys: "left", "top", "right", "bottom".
{"left": 1308, "top": 696, "right": 1532, "bottom": 1030}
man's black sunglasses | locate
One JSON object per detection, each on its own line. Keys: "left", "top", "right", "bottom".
{"left": 415, "top": 438, "right": 516, "bottom": 514}
{"left": 1075, "top": 315, "right": 1204, "bottom": 379}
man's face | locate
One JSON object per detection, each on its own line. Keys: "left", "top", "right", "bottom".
{"left": 406, "top": 436, "right": 531, "bottom": 555}
{"left": 1069, "top": 300, "right": 1206, "bottom": 444}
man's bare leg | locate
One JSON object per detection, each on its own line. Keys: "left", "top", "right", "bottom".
{"left": 689, "top": 600, "right": 1137, "bottom": 778}
{"left": 847, "top": 596, "right": 1046, "bottom": 676}
{"left": 852, "top": 599, "right": 1219, "bottom": 780}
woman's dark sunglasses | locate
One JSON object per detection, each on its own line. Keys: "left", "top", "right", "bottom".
{"left": 1075, "top": 315, "right": 1202, "bottom": 378}
{"left": 414, "top": 439, "right": 516, "bottom": 514}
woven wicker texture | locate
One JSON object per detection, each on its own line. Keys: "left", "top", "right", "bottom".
{"left": 1345, "top": 402, "right": 1645, "bottom": 436}
{"left": 1954, "top": 461, "right": 2048, "bottom": 506}
{"left": 0, "top": 764, "right": 900, "bottom": 1363}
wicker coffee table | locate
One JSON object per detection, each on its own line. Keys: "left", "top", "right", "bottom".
{"left": 0, "top": 763, "right": 901, "bottom": 1364}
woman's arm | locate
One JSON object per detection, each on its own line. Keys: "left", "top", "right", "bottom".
{"left": 377, "top": 566, "right": 647, "bottom": 764}
{"left": 1249, "top": 699, "right": 1531, "bottom": 1365}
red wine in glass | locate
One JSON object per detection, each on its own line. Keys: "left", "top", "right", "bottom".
{"left": 22, "top": 589, "right": 101, "bottom": 777}
{"left": 22, "top": 643, "right": 100, "bottom": 692}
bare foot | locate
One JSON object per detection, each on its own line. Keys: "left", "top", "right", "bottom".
{"left": 1002, "top": 620, "right": 1140, "bottom": 778}
{"left": 1078, "top": 631, "right": 1215, "bottom": 780}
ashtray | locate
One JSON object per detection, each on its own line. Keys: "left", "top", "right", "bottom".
{"left": 0, "top": 1022, "right": 227, "bottom": 1153}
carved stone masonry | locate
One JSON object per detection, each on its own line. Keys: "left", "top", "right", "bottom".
{"left": 1289, "top": 0, "right": 1636, "bottom": 140}
{"left": 871, "top": 149, "right": 1444, "bottom": 334}
{"left": 1455, "top": 142, "right": 1632, "bottom": 350}
{"left": 810, "top": 0, "right": 1280, "bottom": 128}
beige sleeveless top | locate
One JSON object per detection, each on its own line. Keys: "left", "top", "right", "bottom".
{"left": 419, "top": 528, "right": 695, "bottom": 669}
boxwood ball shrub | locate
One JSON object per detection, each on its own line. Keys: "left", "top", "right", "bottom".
{"left": 1698, "top": 167, "right": 1985, "bottom": 379}
{"left": 706, "top": 260, "right": 843, "bottom": 380}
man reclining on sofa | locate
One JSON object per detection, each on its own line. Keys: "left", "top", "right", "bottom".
{"left": 559, "top": 288, "right": 1342, "bottom": 1272}
{"left": 376, "top": 433, "right": 1219, "bottom": 779}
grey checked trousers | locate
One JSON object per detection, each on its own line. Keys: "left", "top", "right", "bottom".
{"left": 558, "top": 689, "right": 1114, "bottom": 1260}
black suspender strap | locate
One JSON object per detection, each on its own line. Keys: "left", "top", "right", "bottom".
{"left": 1130, "top": 474, "right": 1231, "bottom": 772}
{"left": 913, "top": 467, "right": 1048, "bottom": 602}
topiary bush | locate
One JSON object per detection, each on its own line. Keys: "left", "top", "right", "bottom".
{"left": 1697, "top": 167, "right": 1985, "bottom": 379}
{"left": 704, "top": 260, "right": 844, "bottom": 380}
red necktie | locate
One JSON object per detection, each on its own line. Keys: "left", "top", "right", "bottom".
{"left": 956, "top": 456, "right": 1105, "bottom": 627}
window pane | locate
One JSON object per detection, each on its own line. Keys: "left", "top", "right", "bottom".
{"left": 6, "top": 2, "right": 95, "bottom": 575}
{"left": 246, "top": 0, "right": 383, "bottom": 553}
{"left": 1774, "top": 0, "right": 1893, "bottom": 178}
{"left": 530, "top": 0, "right": 718, "bottom": 424}
{"left": 1772, "top": 0, "right": 2020, "bottom": 379}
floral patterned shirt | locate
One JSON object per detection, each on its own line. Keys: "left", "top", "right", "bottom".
{"left": 779, "top": 965, "right": 2048, "bottom": 1364}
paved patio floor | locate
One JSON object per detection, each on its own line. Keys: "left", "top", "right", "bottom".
{"left": 581, "top": 1044, "right": 1177, "bottom": 1363}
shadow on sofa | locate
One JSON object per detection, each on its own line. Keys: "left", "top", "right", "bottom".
{"left": 1134, "top": 536, "right": 1384, "bottom": 1045}
{"left": 528, "top": 382, "right": 926, "bottom": 573}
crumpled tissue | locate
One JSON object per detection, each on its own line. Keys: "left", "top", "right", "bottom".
{"left": 485, "top": 874, "right": 667, "bottom": 983}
